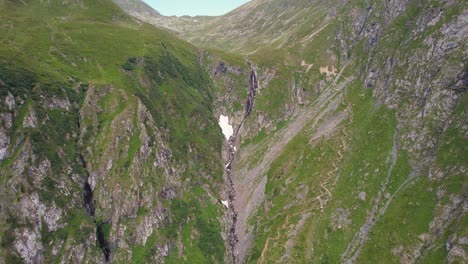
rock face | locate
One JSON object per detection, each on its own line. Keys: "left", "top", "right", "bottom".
{"left": 0, "top": 1, "right": 226, "bottom": 263}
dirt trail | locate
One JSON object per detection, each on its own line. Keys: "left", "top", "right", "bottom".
{"left": 303, "top": 22, "right": 331, "bottom": 42}
{"left": 233, "top": 75, "right": 354, "bottom": 263}
{"left": 258, "top": 215, "right": 291, "bottom": 264}
{"left": 257, "top": 84, "right": 356, "bottom": 263}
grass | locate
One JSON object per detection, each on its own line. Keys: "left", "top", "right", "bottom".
{"left": 245, "top": 80, "right": 418, "bottom": 263}
{"left": 132, "top": 233, "right": 159, "bottom": 263}
{"left": 161, "top": 185, "right": 225, "bottom": 263}
{"left": 1, "top": 0, "right": 466, "bottom": 263}
{"left": 437, "top": 93, "right": 468, "bottom": 170}
{"left": 0, "top": 0, "right": 227, "bottom": 262}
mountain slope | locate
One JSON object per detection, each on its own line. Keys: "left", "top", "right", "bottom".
{"left": 0, "top": 0, "right": 228, "bottom": 263}
{"left": 1, "top": 0, "right": 467, "bottom": 263}
{"left": 118, "top": 0, "right": 467, "bottom": 263}
{"left": 113, "top": 0, "right": 336, "bottom": 54}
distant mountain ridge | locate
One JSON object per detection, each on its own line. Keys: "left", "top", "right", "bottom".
{"left": 112, "top": 0, "right": 161, "bottom": 20}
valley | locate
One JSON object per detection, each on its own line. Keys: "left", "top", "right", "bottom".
{"left": 0, "top": 0, "right": 466, "bottom": 263}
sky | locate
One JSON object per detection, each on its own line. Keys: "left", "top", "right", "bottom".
{"left": 142, "top": 0, "right": 251, "bottom": 16}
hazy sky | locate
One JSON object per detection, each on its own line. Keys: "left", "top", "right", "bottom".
{"left": 142, "top": 0, "right": 251, "bottom": 16}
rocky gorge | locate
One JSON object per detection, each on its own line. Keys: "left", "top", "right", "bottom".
{"left": 0, "top": 0, "right": 466, "bottom": 263}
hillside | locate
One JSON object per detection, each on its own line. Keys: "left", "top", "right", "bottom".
{"left": 0, "top": 0, "right": 228, "bottom": 263}
{"left": 1, "top": 0, "right": 467, "bottom": 263}
{"left": 117, "top": 0, "right": 467, "bottom": 263}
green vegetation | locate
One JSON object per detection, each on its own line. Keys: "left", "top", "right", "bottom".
{"left": 0, "top": 0, "right": 226, "bottom": 262}
{"left": 163, "top": 186, "right": 224, "bottom": 263}
{"left": 246, "top": 81, "right": 417, "bottom": 263}
{"left": 437, "top": 93, "right": 468, "bottom": 169}
{"left": 1, "top": 0, "right": 466, "bottom": 263}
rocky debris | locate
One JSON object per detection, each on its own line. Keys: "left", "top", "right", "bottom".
{"left": 0, "top": 112, "right": 12, "bottom": 129}
{"left": 365, "top": 70, "right": 377, "bottom": 88}
{"left": 214, "top": 62, "right": 232, "bottom": 76}
{"left": 415, "top": 5, "right": 443, "bottom": 33}
{"left": 157, "top": 243, "right": 172, "bottom": 257}
{"left": 18, "top": 193, "right": 63, "bottom": 232}
{"left": 452, "top": 69, "right": 468, "bottom": 92}
{"left": 293, "top": 80, "right": 305, "bottom": 105}
{"left": 446, "top": 234, "right": 468, "bottom": 263}
{"left": 14, "top": 228, "right": 43, "bottom": 264}
{"left": 160, "top": 186, "right": 177, "bottom": 200}
{"left": 331, "top": 208, "right": 351, "bottom": 230}
{"left": 70, "top": 244, "right": 86, "bottom": 263}
{"left": 447, "top": 246, "right": 467, "bottom": 263}
{"left": 440, "top": 11, "right": 468, "bottom": 44}
{"left": 392, "top": 245, "right": 404, "bottom": 257}
{"left": 383, "top": 0, "right": 410, "bottom": 24}
{"left": 29, "top": 159, "right": 50, "bottom": 184}
{"left": 23, "top": 108, "right": 37, "bottom": 128}
{"left": 136, "top": 208, "right": 166, "bottom": 245}
{"left": 43, "top": 96, "right": 71, "bottom": 110}
{"left": 358, "top": 192, "right": 366, "bottom": 201}
{"left": 5, "top": 92, "right": 16, "bottom": 110}
{"left": 364, "top": 22, "right": 381, "bottom": 47}
{"left": 44, "top": 206, "right": 63, "bottom": 232}
{"left": 0, "top": 130, "right": 9, "bottom": 161}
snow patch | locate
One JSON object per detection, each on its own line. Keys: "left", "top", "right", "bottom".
{"left": 219, "top": 115, "right": 233, "bottom": 141}
{"left": 221, "top": 200, "right": 229, "bottom": 208}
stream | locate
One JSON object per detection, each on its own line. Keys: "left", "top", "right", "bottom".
{"left": 224, "top": 68, "right": 259, "bottom": 264}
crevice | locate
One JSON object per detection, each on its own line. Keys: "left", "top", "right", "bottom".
{"left": 96, "top": 222, "right": 111, "bottom": 262}
{"left": 226, "top": 67, "right": 259, "bottom": 264}
{"left": 77, "top": 116, "right": 111, "bottom": 262}
{"left": 80, "top": 154, "right": 95, "bottom": 217}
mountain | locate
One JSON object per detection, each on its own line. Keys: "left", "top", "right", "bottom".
{"left": 118, "top": 0, "right": 468, "bottom": 263}
{"left": 1, "top": 0, "right": 467, "bottom": 263}
{"left": 0, "top": 0, "right": 227, "bottom": 263}
{"left": 113, "top": 0, "right": 161, "bottom": 18}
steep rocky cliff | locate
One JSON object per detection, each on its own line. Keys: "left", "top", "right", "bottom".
{"left": 0, "top": 1, "right": 227, "bottom": 263}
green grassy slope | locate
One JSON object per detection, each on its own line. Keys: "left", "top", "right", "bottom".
{"left": 0, "top": 0, "right": 226, "bottom": 262}
{"left": 0, "top": 0, "right": 466, "bottom": 263}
